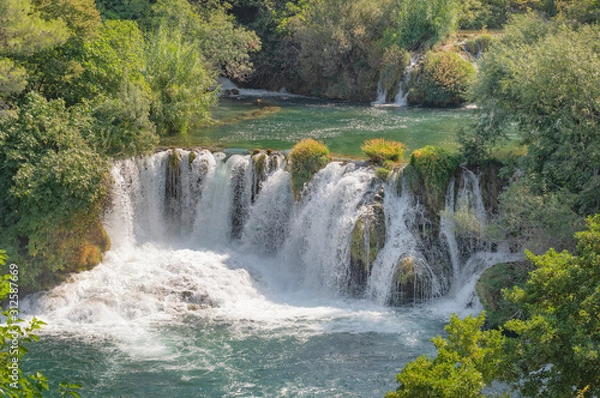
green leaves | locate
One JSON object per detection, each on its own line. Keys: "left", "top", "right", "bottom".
{"left": 387, "top": 313, "right": 507, "bottom": 398}
{"left": 145, "top": 27, "right": 217, "bottom": 135}
{"left": 502, "top": 215, "right": 600, "bottom": 397}
{"left": 467, "top": 16, "right": 600, "bottom": 214}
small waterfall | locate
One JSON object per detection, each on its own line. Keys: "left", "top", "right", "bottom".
{"left": 394, "top": 54, "right": 420, "bottom": 107}
{"left": 372, "top": 78, "right": 388, "bottom": 105}
{"left": 280, "top": 162, "right": 374, "bottom": 293}
{"left": 242, "top": 169, "right": 293, "bottom": 256}
{"left": 367, "top": 175, "right": 439, "bottom": 305}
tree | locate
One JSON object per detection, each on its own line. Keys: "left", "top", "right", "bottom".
{"left": 0, "top": 93, "right": 111, "bottom": 291}
{"left": 0, "top": 0, "right": 69, "bottom": 95}
{"left": 289, "top": 0, "right": 391, "bottom": 99}
{"left": 388, "top": 215, "right": 600, "bottom": 398}
{"left": 144, "top": 27, "right": 217, "bottom": 135}
{"left": 464, "top": 15, "right": 600, "bottom": 214}
{"left": 394, "top": 0, "right": 461, "bottom": 50}
{"left": 503, "top": 214, "right": 600, "bottom": 397}
{"left": 386, "top": 313, "right": 506, "bottom": 398}
{"left": 146, "top": 0, "right": 260, "bottom": 81}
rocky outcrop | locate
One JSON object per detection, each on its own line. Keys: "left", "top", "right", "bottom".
{"left": 348, "top": 195, "right": 386, "bottom": 297}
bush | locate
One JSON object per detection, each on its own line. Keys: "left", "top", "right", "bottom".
{"left": 289, "top": 139, "right": 331, "bottom": 199}
{"left": 409, "top": 145, "right": 460, "bottom": 213}
{"left": 464, "top": 34, "right": 494, "bottom": 58}
{"left": 361, "top": 138, "right": 405, "bottom": 165}
{"left": 409, "top": 51, "right": 475, "bottom": 107}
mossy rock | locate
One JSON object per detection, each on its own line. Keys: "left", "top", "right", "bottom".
{"left": 475, "top": 261, "right": 533, "bottom": 329}
{"left": 403, "top": 146, "right": 461, "bottom": 227}
{"left": 389, "top": 255, "right": 431, "bottom": 305}
{"left": 348, "top": 200, "right": 386, "bottom": 296}
{"left": 376, "top": 167, "right": 391, "bottom": 181}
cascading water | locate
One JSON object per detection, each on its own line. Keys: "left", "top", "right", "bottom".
{"left": 372, "top": 78, "right": 388, "bottom": 105}
{"left": 367, "top": 173, "right": 439, "bottom": 305}
{"left": 394, "top": 54, "right": 420, "bottom": 107}
{"left": 22, "top": 150, "right": 521, "bottom": 396}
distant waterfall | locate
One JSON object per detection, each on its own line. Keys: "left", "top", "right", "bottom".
{"left": 104, "top": 150, "right": 519, "bottom": 307}
{"left": 372, "top": 79, "right": 388, "bottom": 105}
{"left": 373, "top": 53, "right": 420, "bottom": 107}
{"left": 394, "top": 54, "right": 420, "bottom": 107}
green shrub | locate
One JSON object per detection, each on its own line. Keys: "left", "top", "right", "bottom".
{"left": 361, "top": 138, "right": 406, "bottom": 165}
{"left": 409, "top": 145, "right": 460, "bottom": 213}
{"left": 464, "top": 34, "right": 494, "bottom": 57}
{"left": 409, "top": 51, "right": 475, "bottom": 107}
{"left": 289, "top": 139, "right": 331, "bottom": 199}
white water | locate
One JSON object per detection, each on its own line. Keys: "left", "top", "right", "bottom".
{"left": 372, "top": 78, "right": 388, "bottom": 105}
{"left": 394, "top": 54, "right": 420, "bottom": 107}
{"left": 367, "top": 174, "right": 438, "bottom": 305}
{"left": 24, "top": 151, "right": 518, "bottom": 326}
{"left": 20, "top": 150, "right": 523, "bottom": 396}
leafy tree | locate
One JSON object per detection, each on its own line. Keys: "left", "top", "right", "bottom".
{"left": 31, "top": 0, "right": 102, "bottom": 39}
{"left": 394, "top": 0, "right": 461, "bottom": 50}
{"left": 386, "top": 313, "right": 506, "bottom": 398}
{"left": 289, "top": 0, "right": 392, "bottom": 99}
{"left": 0, "top": 93, "right": 111, "bottom": 291}
{"left": 226, "top": 0, "right": 308, "bottom": 90}
{"left": 502, "top": 214, "right": 600, "bottom": 397}
{"left": 465, "top": 15, "right": 600, "bottom": 214}
{"left": 489, "top": 181, "right": 581, "bottom": 254}
{"left": 144, "top": 27, "right": 217, "bottom": 135}
{"left": 388, "top": 215, "right": 600, "bottom": 398}
{"left": 0, "top": 0, "right": 69, "bottom": 95}
{"left": 146, "top": 0, "right": 260, "bottom": 81}
{"left": 555, "top": 0, "right": 600, "bottom": 23}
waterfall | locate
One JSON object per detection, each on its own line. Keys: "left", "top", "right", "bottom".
{"left": 367, "top": 174, "right": 439, "bottom": 305}
{"left": 372, "top": 78, "right": 388, "bottom": 105}
{"left": 394, "top": 54, "right": 420, "bottom": 107}
{"left": 280, "top": 162, "right": 374, "bottom": 293}
{"left": 68, "top": 150, "right": 522, "bottom": 311}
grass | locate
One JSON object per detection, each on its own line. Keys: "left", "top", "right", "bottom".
{"left": 361, "top": 138, "right": 406, "bottom": 165}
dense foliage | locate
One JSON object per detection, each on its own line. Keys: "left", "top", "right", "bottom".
{"left": 386, "top": 313, "right": 505, "bottom": 398}
{"left": 408, "top": 51, "right": 475, "bottom": 106}
{"left": 389, "top": 215, "right": 600, "bottom": 397}
{"left": 0, "top": 93, "right": 111, "bottom": 291}
{"left": 502, "top": 215, "right": 600, "bottom": 397}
